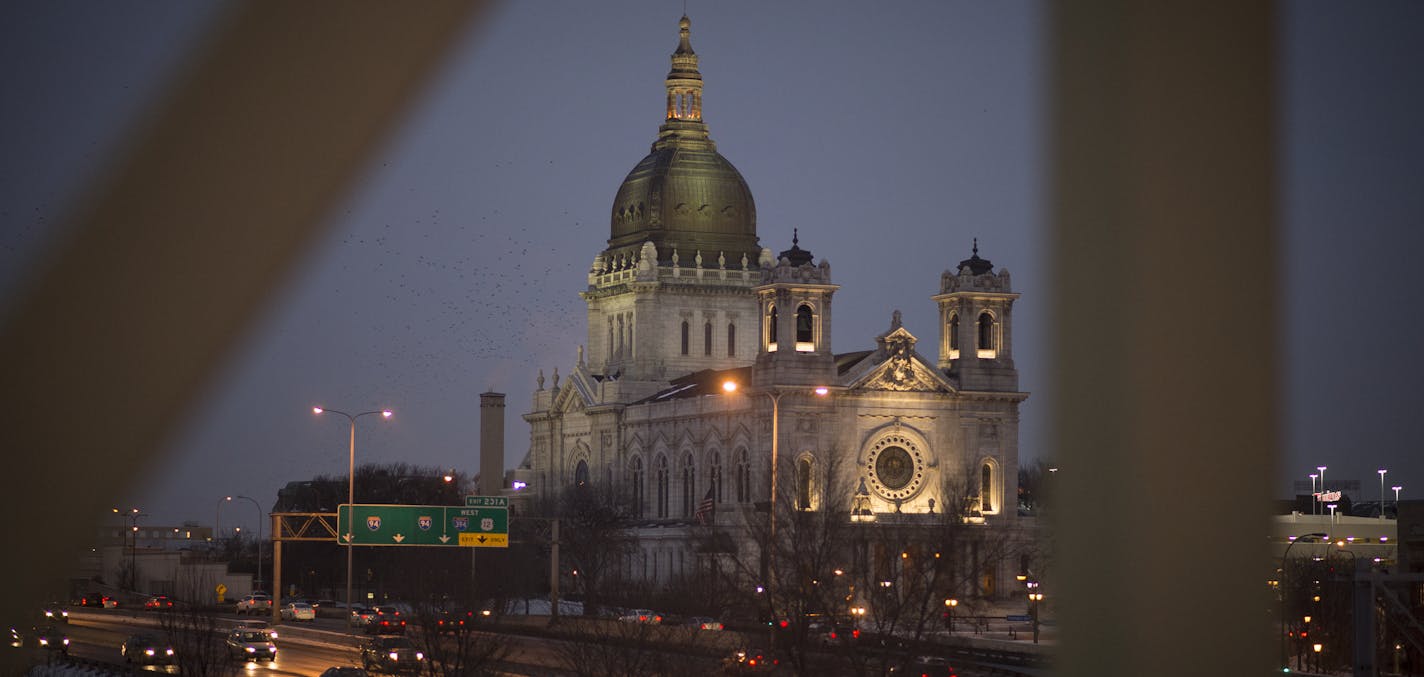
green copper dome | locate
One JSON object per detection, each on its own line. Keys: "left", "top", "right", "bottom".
{"left": 605, "top": 16, "right": 759, "bottom": 269}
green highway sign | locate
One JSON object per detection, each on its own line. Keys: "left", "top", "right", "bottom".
{"left": 338, "top": 502, "right": 508, "bottom": 548}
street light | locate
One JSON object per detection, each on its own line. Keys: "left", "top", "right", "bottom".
{"left": 1308, "top": 473, "right": 1318, "bottom": 514}
{"left": 229, "top": 496, "right": 266, "bottom": 591}
{"left": 944, "top": 598, "right": 959, "bottom": 634}
{"left": 1026, "top": 586, "right": 1044, "bottom": 644}
{"left": 1379, "top": 469, "right": 1388, "bottom": 520}
{"left": 1279, "top": 531, "right": 1328, "bottom": 671}
{"left": 1316, "top": 466, "right": 1327, "bottom": 515}
{"left": 113, "top": 507, "right": 145, "bottom": 591}
{"left": 1393, "top": 486, "right": 1403, "bottom": 517}
{"left": 721, "top": 379, "right": 828, "bottom": 645}
{"left": 314, "top": 405, "right": 392, "bottom": 638}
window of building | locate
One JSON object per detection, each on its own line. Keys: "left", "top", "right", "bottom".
{"left": 681, "top": 321, "right": 690, "bottom": 356}
{"left": 980, "top": 462, "right": 995, "bottom": 513}
{"left": 795, "top": 303, "right": 814, "bottom": 351}
{"left": 796, "top": 457, "right": 813, "bottom": 511}
{"left": 656, "top": 455, "right": 670, "bottom": 518}
{"left": 767, "top": 306, "right": 778, "bottom": 352}
{"left": 704, "top": 322, "right": 713, "bottom": 356}
{"left": 630, "top": 456, "right": 645, "bottom": 517}
{"left": 977, "top": 312, "right": 997, "bottom": 358}
{"left": 682, "top": 453, "right": 696, "bottom": 516}
{"left": 736, "top": 448, "right": 750, "bottom": 503}
{"left": 574, "top": 460, "right": 589, "bottom": 487}
{"left": 948, "top": 311, "right": 960, "bottom": 358}
{"left": 727, "top": 323, "right": 736, "bottom": 357}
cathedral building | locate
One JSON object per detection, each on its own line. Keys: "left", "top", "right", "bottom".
{"left": 514, "top": 16, "right": 1029, "bottom": 600}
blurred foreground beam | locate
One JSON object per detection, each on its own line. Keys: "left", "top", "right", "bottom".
{"left": 1051, "top": 3, "right": 1276, "bottom": 675}
{"left": 0, "top": 1, "right": 489, "bottom": 636}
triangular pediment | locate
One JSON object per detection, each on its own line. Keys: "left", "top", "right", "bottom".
{"left": 854, "top": 352, "right": 952, "bottom": 393}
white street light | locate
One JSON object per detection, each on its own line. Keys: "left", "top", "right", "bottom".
{"left": 314, "top": 406, "right": 393, "bottom": 636}
{"left": 1379, "top": 469, "right": 1389, "bottom": 520}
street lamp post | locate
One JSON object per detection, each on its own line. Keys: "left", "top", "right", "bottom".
{"left": 1026, "top": 583, "right": 1043, "bottom": 644}
{"left": 1393, "top": 486, "right": 1403, "bottom": 517}
{"left": 1379, "top": 469, "right": 1388, "bottom": 519}
{"left": 1279, "top": 531, "right": 1328, "bottom": 670}
{"left": 944, "top": 598, "right": 958, "bottom": 634}
{"left": 720, "top": 380, "right": 828, "bottom": 646}
{"left": 230, "top": 496, "right": 266, "bottom": 591}
{"left": 113, "top": 508, "right": 144, "bottom": 590}
{"left": 313, "top": 406, "right": 392, "bottom": 639}
{"left": 1316, "top": 466, "right": 1327, "bottom": 515}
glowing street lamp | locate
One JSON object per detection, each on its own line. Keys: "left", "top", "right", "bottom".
{"left": 314, "top": 405, "right": 393, "bottom": 637}
{"left": 1316, "top": 466, "right": 1327, "bottom": 514}
{"left": 944, "top": 598, "right": 959, "bottom": 634}
{"left": 1379, "top": 469, "right": 1388, "bottom": 520}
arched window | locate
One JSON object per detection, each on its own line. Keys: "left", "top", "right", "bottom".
{"left": 795, "top": 303, "right": 814, "bottom": 351}
{"left": 630, "top": 456, "right": 645, "bottom": 517}
{"left": 681, "top": 321, "right": 690, "bottom": 356}
{"left": 980, "top": 462, "right": 995, "bottom": 513}
{"left": 574, "top": 459, "right": 589, "bottom": 488}
{"left": 709, "top": 450, "right": 723, "bottom": 503}
{"left": 735, "top": 449, "right": 751, "bottom": 503}
{"left": 682, "top": 453, "right": 696, "bottom": 516}
{"left": 704, "top": 322, "right": 713, "bottom": 356}
{"left": 767, "top": 306, "right": 779, "bottom": 351}
{"left": 978, "top": 313, "right": 995, "bottom": 351}
{"left": 727, "top": 323, "right": 736, "bottom": 357}
{"left": 796, "top": 457, "right": 814, "bottom": 511}
{"left": 948, "top": 312, "right": 960, "bottom": 353}
{"left": 655, "top": 455, "right": 670, "bottom": 518}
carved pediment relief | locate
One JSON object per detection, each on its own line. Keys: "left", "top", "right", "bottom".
{"left": 862, "top": 357, "right": 945, "bottom": 392}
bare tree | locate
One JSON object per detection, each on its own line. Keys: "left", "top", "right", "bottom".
{"left": 552, "top": 618, "right": 716, "bottom": 677}
{"left": 159, "top": 569, "right": 237, "bottom": 677}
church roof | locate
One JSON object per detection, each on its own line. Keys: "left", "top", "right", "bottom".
{"left": 835, "top": 350, "right": 875, "bottom": 375}
{"left": 777, "top": 228, "right": 815, "bottom": 266}
{"left": 634, "top": 366, "right": 751, "bottom": 404}
{"left": 605, "top": 16, "right": 759, "bottom": 269}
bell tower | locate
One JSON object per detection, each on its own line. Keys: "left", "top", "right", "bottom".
{"left": 754, "top": 230, "right": 839, "bottom": 387}
{"left": 933, "top": 240, "right": 1019, "bottom": 391}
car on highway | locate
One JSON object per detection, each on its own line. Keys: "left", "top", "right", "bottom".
{"left": 360, "top": 636, "right": 425, "bottom": 674}
{"left": 350, "top": 606, "right": 378, "bottom": 627}
{"left": 687, "top": 616, "right": 725, "bottom": 631}
{"left": 280, "top": 602, "right": 316, "bottom": 621}
{"left": 77, "top": 592, "right": 116, "bottom": 608}
{"left": 363, "top": 606, "right": 406, "bottom": 635}
{"left": 890, "top": 655, "right": 958, "bottom": 677}
{"left": 121, "top": 632, "right": 176, "bottom": 666}
{"left": 235, "top": 619, "right": 278, "bottom": 640}
{"left": 236, "top": 593, "right": 272, "bottom": 614}
{"left": 40, "top": 604, "right": 68, "bottom": 624}
{"left": 721, "top": 647, "right": 782, "bottom": 673}
{"left": 11, "top": 625, "right": 70, "bottom": 655}
{"left": 225, "top": 628, "right": 278, "bottom": 662}
{"left": 319, "top": 668, "right": 369, "bottom": 677}
{"left": 144, "top": 595, "right": 175, "bottom": 610}
{"left": 618, "top": 608, "right": 663, "bottom": 624}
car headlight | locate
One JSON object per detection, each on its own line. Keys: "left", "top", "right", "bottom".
{"left": 145, "top": 649, "right": 155, "bottom": 656}
{"left": 165, "top": 648, "right": 174, "bottom": 656}
{"left": 62, "top": 638, "right": 69, "bottom": 646}
{"left": 388, "top": 652, "right": 399, "bottom": 661}
{"left": 415, "top": 652, "right": 424, "bottom": 660}
{"left": 246, "top": 646, "right": 256, "bottom": 653}
{"left": 39, "top": 638, "right": 48, "bottom": 646}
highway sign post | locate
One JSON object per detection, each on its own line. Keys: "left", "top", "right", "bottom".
{"left": 338, "top": 500, "right": 508, "bottom": 548}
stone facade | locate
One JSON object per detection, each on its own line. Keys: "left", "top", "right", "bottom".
{"left": 513, "top": 16, "right": 1031, "bottom": 598}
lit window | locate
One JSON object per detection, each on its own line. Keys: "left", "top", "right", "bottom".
{"left": 795, "top": 304, "right": 814, "bottom": 352}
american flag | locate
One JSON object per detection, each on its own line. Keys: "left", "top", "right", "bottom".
{"left": 694, "top": 484, "right": 716, "bottom": 525}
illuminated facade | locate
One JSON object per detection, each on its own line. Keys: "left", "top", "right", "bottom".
{"left": 515, "top": 16, "right": 1029, "bottom": 596}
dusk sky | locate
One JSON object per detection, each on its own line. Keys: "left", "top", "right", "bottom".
{"left": 2, "top": 2, "right": 1421, "bottom": 535}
